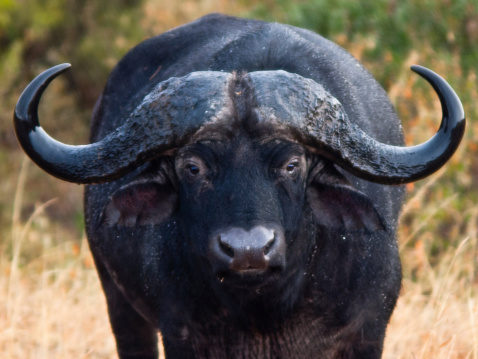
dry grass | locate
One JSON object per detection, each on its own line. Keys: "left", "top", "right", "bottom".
{"left": 384, "top": 237, "right": 478, "bottom": 358}
{"left": 1, "top": 159, "right": 116, "bottom": 358}
{"left": 1, "top": 238, "right": 116, "bottom": 358}
{"left": 0, "top": 157, "right": 476, "bottom": 358}
{"left": 383, "top": 168, "right": 478, "bottom": 359}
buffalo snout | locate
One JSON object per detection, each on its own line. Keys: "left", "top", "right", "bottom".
{"left": 209, "top": 225, "right": 286, "bottom": 276}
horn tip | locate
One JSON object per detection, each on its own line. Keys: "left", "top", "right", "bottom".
{"left": 52, "top": 63, "right": 72, "bottom": 75}
{"left": 410, "top": 64, "right": 433, "bottom": 78}
{"left": 14, "top": 63, "right": 73, "bottom": 130}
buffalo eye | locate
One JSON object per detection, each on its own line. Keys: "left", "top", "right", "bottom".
{"left": 188, "top": 164, "right": 200, "bottom": 176}
{"left": 286, "top": 160, "right": 299, "bottom": 174}
{"left": 284, "top": 157, "right": 301, "bottom": 176}
{"left": 176, "top": 154, "right": 208, "bottom": 182}
{"left": 184, "top": 162, "right": 203, "bottom": 180}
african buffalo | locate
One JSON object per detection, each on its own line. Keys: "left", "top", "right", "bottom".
{"left": 14, "top": 14, "right": 464, "bottom": 359}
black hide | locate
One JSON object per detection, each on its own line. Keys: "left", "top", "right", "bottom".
{"left": 84, "top": 14, "right": 404, "bottom": 359}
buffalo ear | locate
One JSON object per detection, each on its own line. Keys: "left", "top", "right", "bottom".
{"left": 101, "top": 180, "right": 177, "bottom": 227}
{"left": 306, "top": 175, "right": 385, "bottom": 232}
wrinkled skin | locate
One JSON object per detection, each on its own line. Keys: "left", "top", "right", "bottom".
{"left": 84, "top": 14, "right": 404, "bottom": 359}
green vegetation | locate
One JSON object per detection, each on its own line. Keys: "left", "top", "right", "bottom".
{"left": 0, "top": 0, "right": 145, "bottom": 132}
{"left": 248, "top": 0, "right": 478, "bottom": 76}
{"left": 0, "top": 0, "right": 147, "bottom": 247}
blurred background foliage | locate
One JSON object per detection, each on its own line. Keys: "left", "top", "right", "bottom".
{"left": 0, "top": 0, "right": 477, "bottom": 273}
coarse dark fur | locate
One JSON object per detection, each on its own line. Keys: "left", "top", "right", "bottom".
{"left": 84, "top": 14, "right": 404, "bottom": 358}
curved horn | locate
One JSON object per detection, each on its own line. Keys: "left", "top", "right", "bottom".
{"left": 249, "top": 67, "right": 465, "bottom": 185}
{"left": 14, "top": 65, "right": 233, "bottom": 184}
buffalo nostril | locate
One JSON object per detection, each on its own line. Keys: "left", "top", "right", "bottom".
{"left": 218, "top": 237, "right": 235, "bottom": 258}
{"left": 263, "top": 236, "right": 275, "bottom": 256}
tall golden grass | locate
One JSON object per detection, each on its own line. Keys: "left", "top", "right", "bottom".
{"left": 1, "top": 159, "right": 116, "bottom": 358}
{"left": 384, "top": 177, "right": 478, "bottom": 358}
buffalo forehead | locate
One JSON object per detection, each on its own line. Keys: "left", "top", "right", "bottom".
{"left": 139, "top": 71, "right": 234, "bottom": 131}
{"left": 246, "top": 71, "right": 342, "bottom": 129}
{"left": 188, "top": 70, "right": 335, "bottom": 142}
{"left": 136, "top": 70, "right": 342, "bottom": 145}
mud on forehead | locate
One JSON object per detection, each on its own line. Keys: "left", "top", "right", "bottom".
{"left": 245, "top": 70, "right": 343, "bottom": 129}
{"left": 137, "top": 71, "right": 235, "bottom": 134}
